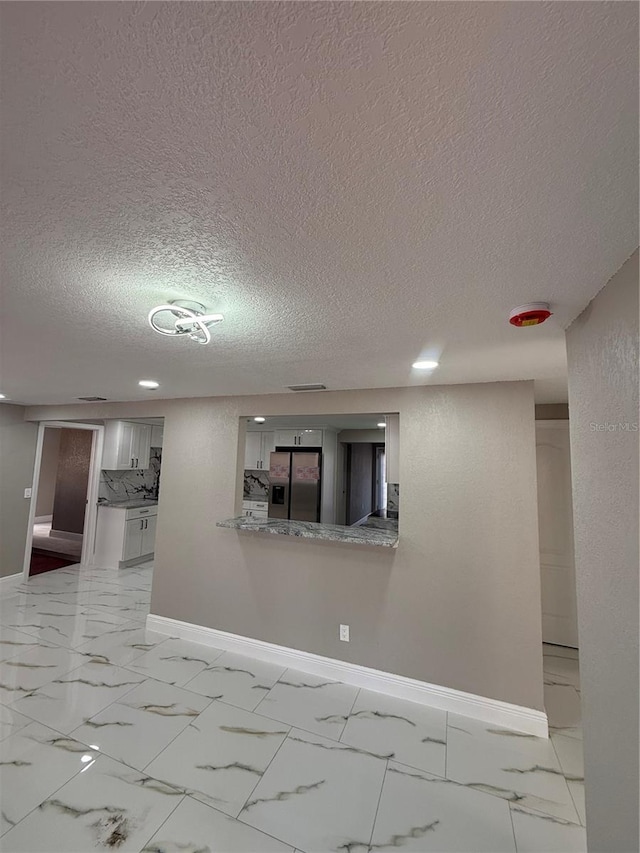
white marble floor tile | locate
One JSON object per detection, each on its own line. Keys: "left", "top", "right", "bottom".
{"left": 0, "top": 626, "right": 58, "bottom": 661}
{"left": 373, "top": 761, "right": 517, "bottom": 853}
{"left": 2, "top": 607, "right": 134, "bottom": 649}
{"left": 239, "top": 728, "right": 387, "bottom": 853}
{"left": 141, "top": 794, "right": 294, "bottom": 853}
{"left": 543, "top": 644, "right": 579, "bottom": 661}
{"left": 340, "top": 688, "right": 447, "bottom": 776}
{"left": 0, "top": 722, "right": 99, "bottom": 835}
{"left": 543, "top": 655, "right": 580, "bottom": 688}
{"left": 74, "top": 623, "right": 169, "bottom": 667}
{"left": 551, "top": 732, "right": 585, "bottom": 825}
{"left": 446, "top": 713, "right": 579, "bottom": 822}
{"left": 544, "top": 683, "right": 582, "bottom": 738}
{"left": 10, "top": 661, "right": 146, "bottom": 734}
{"left": 125, "top": 637, "right": 225, "bottom": 686}
{"left": 0, "top": 644, "right": 88, "bottom": 706}
{"left": 183, "top": 650, "right": 286, "bottom": 711}
{"left": 146, "top": 700, "right": 290, "bottom": 817}
{"left": 0, "top": 753, "right": 183, "bottom": 852}
{"left": 255, "top": 668, "right": 359, "bottom": 739}
{"left": 510, "top": 805, "right": 587, "bottom": 852}
{"left": 0, "top": 704, "right": 32, "bottom": 742}
{"left": 71, "top": 680, "right": 212, "bottom": 771}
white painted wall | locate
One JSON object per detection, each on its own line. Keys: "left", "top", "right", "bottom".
{"left": 566, "top": 250, "right": 639, "bottom": 852}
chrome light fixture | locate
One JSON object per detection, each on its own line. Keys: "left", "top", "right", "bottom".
{"left": 148, "top": 300, "right": 224, "bottom": 345}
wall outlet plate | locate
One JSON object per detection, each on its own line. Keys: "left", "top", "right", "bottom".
{"left": 339, "top": 624, "right": 350, "bottom": 642}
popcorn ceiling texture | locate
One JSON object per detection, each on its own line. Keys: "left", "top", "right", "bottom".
{"left": 0, "top": 2, "right": 637, "bottom": 405}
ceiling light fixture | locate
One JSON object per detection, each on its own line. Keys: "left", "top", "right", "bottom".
{"left": 377, "top": 422, "right": 386, "bottom": 428}
{"left": 0, "top": 394, "right": 6, "bottom": 399}
{"left": 148, "top": 300, "right": 224, "bottom": 345}
{"left": 138, "top": 380, "right": 160, "bottom": 389}
{"left": 254, "top": 416, "right": 266, "bottom": 423}
{"left": 412, "top": 360, "right": 439, "bottom": 369}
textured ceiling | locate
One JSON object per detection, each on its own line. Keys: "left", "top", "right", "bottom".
{"left": 0, "top": 2, "right": 637, "bottom": 405}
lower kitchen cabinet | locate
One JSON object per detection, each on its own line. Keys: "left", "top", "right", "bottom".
{"left": 95, "top": 504, "right": 158, "bottom": 568}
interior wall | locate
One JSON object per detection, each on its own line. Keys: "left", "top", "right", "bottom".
{"left": 51, "top": 428, "right": 92, "bottom": 535}
{"left": 0, "top": 405, "right": 38, "bottom": 578}
{"left": 566, "top": 250, "right": 639, "bottom": 853}
{"left": 346, "top": 443, "right": 375, "bottom": 524}
{"left": 35, "top": 427, "right": 61, "bottom": 517}
{"left": 24, "top": 381, "right": 544, "bottom": 711}
{"left": 338, "top": 429, "right": 386, "bottom": 443}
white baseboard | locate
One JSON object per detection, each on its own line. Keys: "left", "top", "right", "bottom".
{"left": 0, "top": 573, "right": 23, "bottom": 592}
{"left": 146, "top": 614, "right": 548, "bottom": 738}
{"left": 50, "top": 529, "right": 83, "bottom": 541}
{"left": 34, "top": 515, "right": 53, "bottom": 524}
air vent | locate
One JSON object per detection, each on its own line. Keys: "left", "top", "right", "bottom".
{"left": 77, "top": 396, "right": 107, "bottom": 402}
{"left": 287, "top": 384, "right": 327, "bottom": 392}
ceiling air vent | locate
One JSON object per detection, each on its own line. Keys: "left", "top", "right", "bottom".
{"left": 77, "top": 396, "right": 107, "bottom": 402}
{"left": 287, "top": 384, "right": 327, "bottom": 392}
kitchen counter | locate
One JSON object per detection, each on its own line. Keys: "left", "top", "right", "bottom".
{"left": 98, "top": 499, "right": 158, "bottom": 510}
{"left": 217, "top": 516, "right": 399, "bottom": 548}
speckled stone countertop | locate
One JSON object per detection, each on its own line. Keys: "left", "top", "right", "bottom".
{"left": 217, "top": 517, "right": 399, "bottom": 548}
{"left": 98, "top": 499, "right": 159, "bottom": 509}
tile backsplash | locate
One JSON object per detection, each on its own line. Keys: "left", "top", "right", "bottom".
{"left": 387, "top": 482, "right": 399, "bottom": 517}
{"left": 100, "top": 448, "right": 162, "bottom": 502}
{"left": 244, "top": 469, "right": 269, "bottom": 500}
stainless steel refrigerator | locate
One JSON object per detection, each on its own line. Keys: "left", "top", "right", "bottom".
{"left": 268, "top": 451, "right": 322, "bottom": 522}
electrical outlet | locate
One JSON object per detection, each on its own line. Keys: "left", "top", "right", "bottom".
{"left": 24, "top": 488, "right": 32, "bottom": 499}
{"left": 339, "top": 624, "right": 350, "bottom": 642}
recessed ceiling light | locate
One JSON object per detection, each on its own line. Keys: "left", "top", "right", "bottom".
{"left": 377, "top": 422, "right": 386, "bottom": 428}
{"left": 138, "top": 380, "right": 160, "bottom": 389}
{"left": 412, "top": 360, "right": 439, "bottom": 369}
{"left": 254, "top": 416, "right": 266, "bottom": 423}
{"left": 0, "top": 394, "right": 6, "bottom": 399}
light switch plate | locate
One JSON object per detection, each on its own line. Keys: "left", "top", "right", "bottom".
{"left": 24, "top": 488, "right": 32, "bottom": 499}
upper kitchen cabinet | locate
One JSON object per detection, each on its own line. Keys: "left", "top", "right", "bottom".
{"left": 244, "top": 431, "right": 275, "bottom": 470}
{"left": 274, "top": 428, "right": 323, "bottom": 447}
{"left": 102, "top": 420, "right": 152, "bottom": 470}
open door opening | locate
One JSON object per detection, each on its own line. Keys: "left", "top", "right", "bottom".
{"left": 23, "top": 422, "right": 104, "bottom": 579}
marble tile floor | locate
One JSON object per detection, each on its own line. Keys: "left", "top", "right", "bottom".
{"left": 0, "top": 563, "right": 585, "bottom": 852}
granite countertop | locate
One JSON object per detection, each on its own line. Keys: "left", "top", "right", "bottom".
{"left": 217, "top": 516, "right": 399, "bottom": 548}
{"left": 98, "top": 499, "right": 159, "bottom": 510}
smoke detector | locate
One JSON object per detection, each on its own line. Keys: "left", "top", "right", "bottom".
{"left": 509, "top": 303, "right": 552, "bottom": 327}
{"left": 148, "top": 300, "right": 224, "bottom": 345}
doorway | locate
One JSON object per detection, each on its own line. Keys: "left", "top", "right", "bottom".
{"left": 23, "top": 422, "right": 104, "bottom": 579}
{"left": 536, "top": 420, "right": 578, "bottom": 648}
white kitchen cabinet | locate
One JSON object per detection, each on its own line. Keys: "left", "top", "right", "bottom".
{"left": 94, "top": 504, "right": 158, "bottom": 568}
{"left": 244, "top": 431, "right": 274, "bottom": 470}
{"left": 242, "top": 500, "right": 268, "bottom": 519}
{"left": 274, "top": 429, "right": 323, "bottom": 447}
{"left": 102, "top": 421, "right": 152, "bottom": 470}
{"left": 123, "top": 518, "right": 145, "bottom": 561}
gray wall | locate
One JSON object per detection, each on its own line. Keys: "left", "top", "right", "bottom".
{"left": 25, "top": 381, "right": 543, "bottom": 710}
{"left": 51, "top": 428, "right": 92, "bottom": 535}
{"left": 35, "top": 427, "right": 61, "bottom": 517}
{"left": 566, "top": 250, "right": 639, "bottom": 853}
{"left": 0, "top": 405, "right": 38, "bottom": 578}
{"left": 155, "top": 382, "right": 543, "bottom": 710}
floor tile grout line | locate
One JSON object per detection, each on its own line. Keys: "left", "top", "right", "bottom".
{"left": 367, "top": 757, "right": 390, "bottom": 849}
{"left": 508, "top": 799, "right": 519, "bottom": 852}
{"left": 131, "top": 792, "right": 187, "bottom": 853}
{"left": 230, "top": 720, "right": 293, "bottom": 821}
